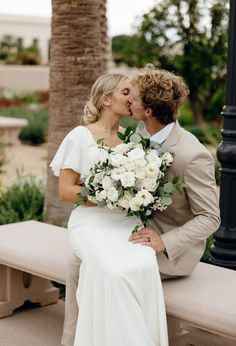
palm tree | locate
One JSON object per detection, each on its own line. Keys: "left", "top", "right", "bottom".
{"left": 45, "top": 0, "right": 108, "bottom": 225}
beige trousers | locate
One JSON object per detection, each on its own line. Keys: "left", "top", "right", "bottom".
{"left": 61, "top": 251, "right": 177, "bottom": 346}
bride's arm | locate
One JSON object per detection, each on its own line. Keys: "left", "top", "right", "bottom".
{"left": 59, "top": 168, "right": 95, "bottom": 206}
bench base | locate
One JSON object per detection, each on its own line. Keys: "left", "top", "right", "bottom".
{"left": 0, "top": 265, "right": 59, "bottom": 318}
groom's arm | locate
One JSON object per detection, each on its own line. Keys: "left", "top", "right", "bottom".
{"left": 160, "top": 150, "right": 220, "bottom": 260}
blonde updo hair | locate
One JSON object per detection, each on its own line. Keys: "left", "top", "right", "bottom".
{"left": 83, "top": 73, "right": 128, "bottom": 124}
{"left": 132, "top": 64, "right": 189, "bottom": 125}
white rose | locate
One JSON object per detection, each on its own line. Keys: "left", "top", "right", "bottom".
{"left": 135, "top": 189, "right": 154, "bottom": 207}
{"left": 129, "top": 197, "right": 142, "bottom": 211}
{"left": 146, "top": 150, "right": 162, "bottom": 167}
{"left": 120, "top": 172, "right": 135, "bottom": 188}
{"left": 127, "top": 148, "right": 145, "bottom": 160}
{"left": 142, "top": 178, "right": 157, "bottom": 192}
{"left": 117, "top": 192, "right": 133, "bottom": 210}
{"left": 144, "top": 162, "right": 160, "bottom": 178}
{"left": 110, "top": 153, "right": 128, "bottom": 167}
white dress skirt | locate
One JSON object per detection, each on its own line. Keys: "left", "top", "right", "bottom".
{"left": 50, "top": 126, "right": 169, "bottom": 346}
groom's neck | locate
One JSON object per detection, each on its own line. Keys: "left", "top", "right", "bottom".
{"left": 145, "top": 118, "right": 166, "bottom": 136}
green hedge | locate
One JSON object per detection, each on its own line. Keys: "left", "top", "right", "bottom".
{"left": 0, "top": 177, "right": 45, "bottom": 224}
{"left": 0, "top": 106, "right": 48, "bottom": 145}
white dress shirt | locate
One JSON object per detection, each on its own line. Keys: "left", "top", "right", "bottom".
{"left": 150, "top": 122, "right": 175, "bottom": 147}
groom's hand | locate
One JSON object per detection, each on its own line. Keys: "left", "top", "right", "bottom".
{"left": 128, "top": 227, "right": 165, "bottom": 253}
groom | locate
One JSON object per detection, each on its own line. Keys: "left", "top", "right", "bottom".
{"left": 61, "top": 66, "right": 220, "bottom": 345}
{"left": 128, "top": 65, "right": 220, "bottom": 275}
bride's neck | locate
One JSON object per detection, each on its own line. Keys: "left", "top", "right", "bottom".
{"left": 92, "top": 112, "right": 120, "bottom": 134}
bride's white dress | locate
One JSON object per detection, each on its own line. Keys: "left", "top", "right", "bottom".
{"left": 50, "top": 126, "right": 168, "bottom": 346}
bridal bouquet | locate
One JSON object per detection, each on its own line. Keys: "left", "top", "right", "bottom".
{"left": 76, "top": 126, "right": 185, "bottom": 232}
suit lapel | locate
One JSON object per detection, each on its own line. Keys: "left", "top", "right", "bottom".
{"left": 160, "top": 121, "right": 182, "bottom": 153}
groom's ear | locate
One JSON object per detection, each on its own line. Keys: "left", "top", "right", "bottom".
{"left": 145, "top": 107, "right": 153, "bottom": 118}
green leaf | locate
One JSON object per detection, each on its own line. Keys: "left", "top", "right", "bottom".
{"left": 125, "top": 127, "right": 133, "bottom": 136}
{"left": 158, "top": 186, "right": 164, "bottom": 197}
{"left": 132, "top": 225, "right": 140, "bottom": 233}
{"left": 97, "top": 138, "right": 104, "bottom": 145}
{"left": 74, "top": 198, "right": 87, "bottom": 207}
{"left": 162, "top": 196, "right": 172, "bottom": 206}
{"left": 172, "top": 175, "right": 180, "bottom": 184}
{"left": 80, "top": 187, "right": 90, "bottom": 197}
{"left": 129, "top": 133, "right": 141, "bottom": 143}
{"left": 117, "top": 131, "right": 126, "bottom": 140}
{"left": 97, "top": 201, "right": 106, "bottom": 208}
{"left": 163, "top": 182, "right": 173, "bottom": 194}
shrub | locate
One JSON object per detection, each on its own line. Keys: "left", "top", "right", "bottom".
{"left": 201, "top": 236, "right": 214, "bottom": 263}
{"left": 0, "top": 176, "right": 45, "bottom": 224}
{"left": 184, "top": 124, "right": 221, "bottom": 145}
{"left": 0, "top": 106, "right": 48, "bottom": 144}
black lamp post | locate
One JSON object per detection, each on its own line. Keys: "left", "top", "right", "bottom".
{"left": 210, "top": 0, "right": 236, "bottom": 269}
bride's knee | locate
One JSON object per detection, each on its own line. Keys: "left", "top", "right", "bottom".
{"left": 104, "top": 256, "right": 157, "bottom": 281}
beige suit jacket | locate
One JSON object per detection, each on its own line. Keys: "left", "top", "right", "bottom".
{"left": 152, "top": 121, "right": 220, "bottom": 276}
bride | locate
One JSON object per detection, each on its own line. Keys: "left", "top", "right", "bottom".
{"left": 50, "top": 73, "right": 168, "bottom": 346}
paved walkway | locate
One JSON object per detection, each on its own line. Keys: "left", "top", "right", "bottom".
{"left": 0, "top": 300, "right": 235, "bottom": 346}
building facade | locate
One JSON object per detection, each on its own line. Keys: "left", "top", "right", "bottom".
{"left": 0, "top": 14, "right": 51, "bottom": 64}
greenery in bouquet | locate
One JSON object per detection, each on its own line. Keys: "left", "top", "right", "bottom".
{"left": 76, "top": 126, "right": 186, "bottom": 232}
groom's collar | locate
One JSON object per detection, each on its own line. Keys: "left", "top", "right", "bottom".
{"left": 150, "top": 122, "right": 175, "bottom": 145}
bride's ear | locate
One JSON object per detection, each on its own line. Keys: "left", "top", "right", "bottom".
{"left": 101, "top": 95, "right": 110, "bottom": 107}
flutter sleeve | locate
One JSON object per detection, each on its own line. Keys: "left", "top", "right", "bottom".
{"left": 50, "top": 126, "right": 87, "bottom": 177}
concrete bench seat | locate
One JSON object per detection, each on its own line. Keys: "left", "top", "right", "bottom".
{"left": 0, "top": 116, "right": 28, "bottom": 145}
{"left": 0, "top": 220, "right": 236, "bottom": 345}
{"left": 163, "top": 262, "right": 236, "bottom": 344}
{"left": 0, "top": 220, "right": 70, "bottom": 318}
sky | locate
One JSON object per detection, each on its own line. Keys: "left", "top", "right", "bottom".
{"left": 0, "top": 0, "right": 157, "bottom": 37}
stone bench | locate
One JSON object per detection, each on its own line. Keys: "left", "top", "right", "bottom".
{"left": 0, "top": 220, "right": 71, "bottom": 318}
{"left": 0, "top": 116, "right": 28, "bottom": 145}
{"left": 0, "top": 220, "right": 236, "bottom": 345}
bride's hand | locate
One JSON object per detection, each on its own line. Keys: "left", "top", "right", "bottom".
{"left": 128, "top": 227, "right": 165, "bottom": 253}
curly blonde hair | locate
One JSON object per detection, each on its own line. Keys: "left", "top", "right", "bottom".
{"left": 131, "top": 64, "right": 189, "bottom": 124}
{"left": 83, "top": 73, "right": 128, "bottom": 124}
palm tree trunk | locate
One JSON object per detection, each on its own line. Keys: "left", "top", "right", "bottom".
{"left": 45, "top": 0, "right": 108, "bottom": 225}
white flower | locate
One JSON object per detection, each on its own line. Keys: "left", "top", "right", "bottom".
{"left": 134, "top": 158, "right": 147, "bottom": 168}
{"left": 123, "top": 158, "right": 137, "bottom": 171}
{"left": 110, "top": 167, "right": 125, "bottom": 181}
{"left": 117, "top": 192, "right": 133, "bottom": 210}
{"left": 146, "top": 150, "right": 162, "bottom": 167}
{"left": 162, "top": 152, "right": 174, "bottom": 166}
{"left": 142, "top": 178, "right": 157, "bottom": 192}
{"left": 110, "top": 153, "right": 128, "bottom": 167}
{"left": 99, "top": 148, "right": 110, "bottom": 163}
{"left": 127, "top": 147, "right": 145, "bottom": 160}
{"left": 102, "top": 176, "right": 113, "bottom": 190}
{"left": 95, "top": 190, "right": 105, "bottom": 201}
{"left": 129, "top": 198, "right": 142, "bottom": 211}
{"left": 114, "top": 143, "right": 134, "bottom": 155}
{"left": 144, "top": 162, "right": 160, "bottom": 178}
{"left": 106, "top": 186, "right": 119, "bottom": 202}
{"left": 135, "top": 189, "right": 154, "bottom": 206}
{"left": 120, "top": 172, "right": 135, "bottom": 188}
